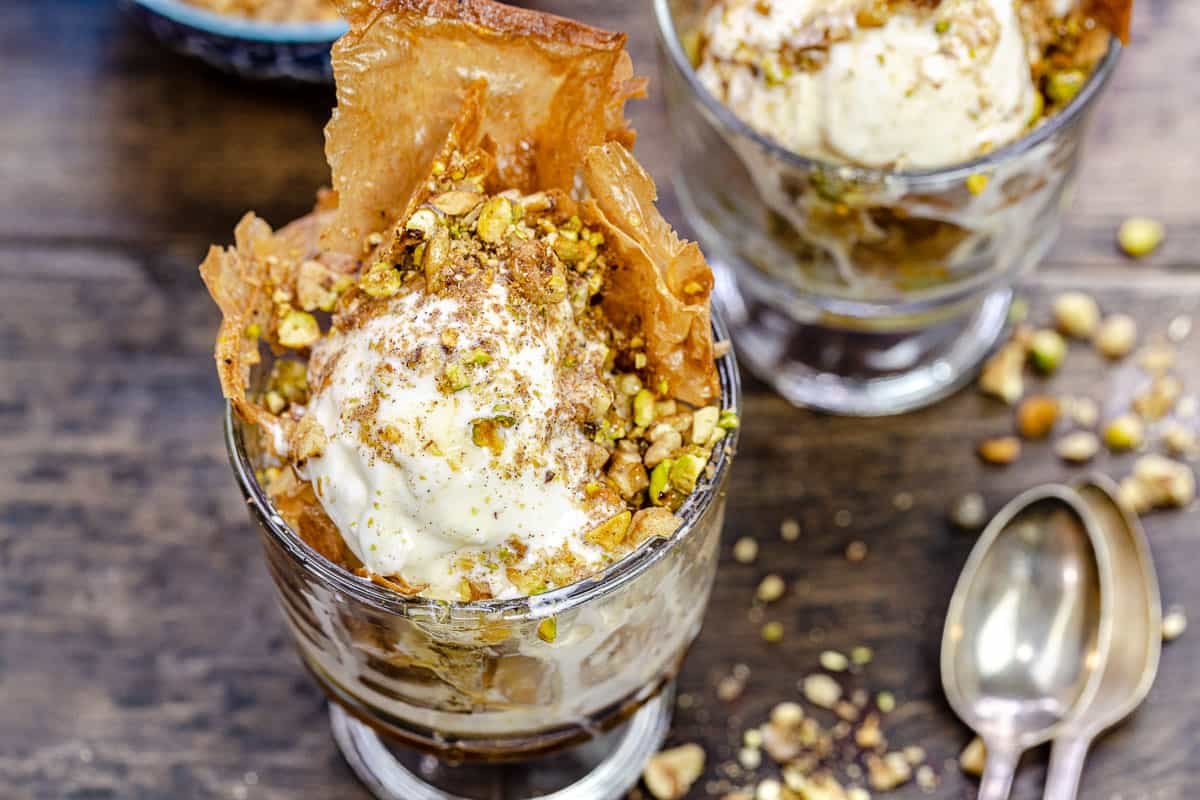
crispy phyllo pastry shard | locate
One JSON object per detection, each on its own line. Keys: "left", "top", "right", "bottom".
{"left": 323, "top": 0, "right": 646, "bottom": 254}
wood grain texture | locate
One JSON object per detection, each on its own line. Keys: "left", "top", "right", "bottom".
{"left": 0, "top": 1, "right": 1197, "bottom": 799}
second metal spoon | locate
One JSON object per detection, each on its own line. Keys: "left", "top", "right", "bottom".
{"left": 1042, "top": 475, "right": 1162, "bottom": 800}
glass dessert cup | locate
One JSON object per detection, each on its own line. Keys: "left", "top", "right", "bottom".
{"left": 655, "top": 0, "right": 1121, "bottom": 416}
{"left": 224, "top": 316, "right": 740, "bottom": 800}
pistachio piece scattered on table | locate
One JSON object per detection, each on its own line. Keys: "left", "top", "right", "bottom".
{"left": 1118, "top": 216, "right": 1165, "bottom": 259}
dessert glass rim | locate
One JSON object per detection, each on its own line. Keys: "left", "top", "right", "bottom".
{"left": 653, "top": 0, "right": 1122, "bottom": 185}
{"left": 224, "top": 312, "right": 741, "bottom": 621}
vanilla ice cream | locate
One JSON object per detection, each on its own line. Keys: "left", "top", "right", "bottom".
{"left": 300, "top": 263, "right": 620, "bottom": 600}
{"left": 696, "top": 0, "right": 1041, "bottom": 169}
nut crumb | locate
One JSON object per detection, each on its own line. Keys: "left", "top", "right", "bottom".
{"left": 977, "top": 436, "right": 1021, "bottom": 465}
{"left": 959, "top": 737, "right": 986, "bottom": 777}
{"left": 820, "top": 650, "right": 849, "bottom": 672}
{"left": 803, "top": 673, "right": 842, "bottom": 709}
{"left": 643, "top": 744, "right": 706, "bottom": 800}
{"left": 949, "top": 492, "right": 987, "bottom": 530}
{"left": 1053, "top": 292, "right": 1099, "bottom": 338}
{"left": 845, "top": 541, "right": 868, "bottom": 562}
{"left": 757, "top": 575, "right": 786, "bottom": 604}
{"left": 733, "top": 537, "right": 759, "bottom": 564}
{"left": 1163, "top": 608, "right": 1187, "bottom": 642}
{"left": 780, "top": 518, "right": 801, "bottom": 541}
{"left": 1056, "top": 431, "right": 1100, "bottom": 463}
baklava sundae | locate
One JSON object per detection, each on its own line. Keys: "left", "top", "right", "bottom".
{"left": 205, "top": 0, "right": 738, "bottom": 764}
{"left": 694, "top": 0, "right": 1130, "bottom": 170}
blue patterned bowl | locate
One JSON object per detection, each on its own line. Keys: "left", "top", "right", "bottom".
{"left": 123, "top": 0, "right": 348, "bottom": 84}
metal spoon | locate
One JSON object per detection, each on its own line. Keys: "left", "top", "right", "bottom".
{"left": 1042, "top": 475, "right": 1161, "bottom": 799}
{"left": 941, "top": 485, "right": 1113, "bottom": 800}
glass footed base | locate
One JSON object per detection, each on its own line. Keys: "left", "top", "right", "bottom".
{"left": 713, "top": 265, "right": 1012, "bottom": 416}
{"left": 329, "top": 686, "right": 673, "bottom": 800}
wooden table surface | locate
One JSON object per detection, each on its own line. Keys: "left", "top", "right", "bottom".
{"left": 2, "top": 2, "right": 1197, "bottom": 798}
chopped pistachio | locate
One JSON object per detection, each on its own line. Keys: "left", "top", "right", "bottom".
{"left": 845, "top": 540, "right": 868, "bottom": 562}
{"left": 1118, "top": 216, "right": 1165, "bottom": 258}
{"left": 949, "top": 492, "right": 987, "bottom": 530}
{"left": 820, "top": 650, "right": 849, "bottom": 672}
{"left": 277, "top": 310, "right": 320, "bottom": 349}
{"left": 965, "top": 173, "right": 989, "bottom": 195}
{"left": 359, "top": 260, "right": 403, "bottom": 298}
{"left": 264, "top": 390, "right": 286, "bottom": 415}
{"left": 803, "top": 673, "right": 842, "bottom": 709}
{"left": 770, "top": 701, "right": 804, "bottom": 728}
{"left": 430, "top": 190, "right": 483, "bottom": 216}
{"left": 717, "top": 409, "right": 740, "bottom": 430}
{"left": 733, "top": 536, "right": 759, "bottom": 564}
{"left": 584, "top": 510, "right": 632, "bottom": 551}
{"left": 405, "top": 207, "right": 439, "bottom": 239}
{"left": 643, "top": 744, "right": 705, "bottom": 800}
{"left": 876, "top": 691, "right": 895, "bottom": 713}
{"left": 756, "top": 574, "right": 786, "bottom": 603}
{"left": 669, "top": 452, "right": 707, "bottom": 493}
{"left": 780, "top": 518, "right": 801, "bottom": 541}
{"left": 692, "top": 405, "right": 720, "bottom": 445}
{"left": 1056, "top": 430, "right": 1100, "bottom": 463}
{"left": 1163, "top": 608, "right": 1188, "bottom": 642}
{"left": 1093, "top": 314, "right": 1138, "bottom": 359}
{"left": 959, "top": 737, "right": 986, "bottom": 777}
{"left": 471, "top": 419, "right": 504, "bottom": 454}
{"left": 442, "top": 362, "right": 470, "bottom": 392}
{"left": 1163, "top": 423, "right": 1198, "bottom": 457}
{"left": 761, "top": 621, "right": 785, "bottom": 643}
{"left": 1047, "top": 69, "right": 1086, "bottom": 105}
{"left": 616, "top": 373, "right": 643, "bottom": 396}
{"left": 634, "top": 389, "right": 657, "bottom": 428}
{"left": 1029, "top": 329, "right": 1067, "bottom": 373}
{"left": 649, "top": 459, "right": 673, "bottom": 506}
{"left": 537, "top": 616, "right": 557, "bottom": 643}
{"left": 1053, "top": 292, "right": 1100, "bottom": 339}
{"left": 1104, "top": 413, "right": 1145, "bottom": 451}
{"left": 476, "top": 195, "right": 513, "bottom": 244}
{"left": 851, "top": 646, "right": 873, "bottom": 665}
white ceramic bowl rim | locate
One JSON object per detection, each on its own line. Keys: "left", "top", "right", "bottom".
{"left": 133, "top": 0, "right": 348, "bottom": 43}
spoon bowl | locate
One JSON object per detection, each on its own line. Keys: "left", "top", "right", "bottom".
{"left": 941, "top": 485, "right": 1113, "bottom": 800}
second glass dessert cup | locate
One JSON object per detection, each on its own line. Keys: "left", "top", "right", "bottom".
{"left": 656, "top": 0, "right": 1121, "bottom": 415}
{"left": 225, "top": 317, "right": 740, "bottom": 800}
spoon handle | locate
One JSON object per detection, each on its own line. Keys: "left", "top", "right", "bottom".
{"left": 978, "top": 742, "right": 1021, "bottom": 800}
{"left": 1044, "top": 736, "right": 1092, "bottom": 800}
